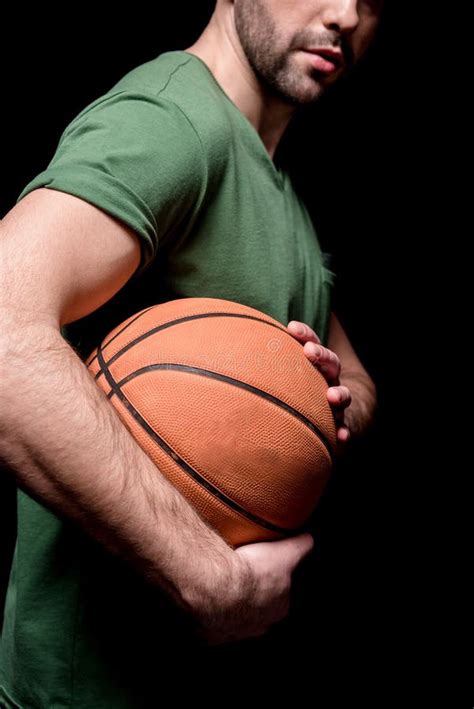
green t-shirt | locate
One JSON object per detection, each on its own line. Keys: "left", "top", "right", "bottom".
{"left": 0, "top": 50, "right": 335, "bottom": 708}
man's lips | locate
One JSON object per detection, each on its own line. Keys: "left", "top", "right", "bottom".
{"left": 302, "top": 48, "right": 344, "bottom": 74}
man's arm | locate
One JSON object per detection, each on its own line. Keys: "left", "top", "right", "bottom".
{"left": 0, "top": 187, "right": 314, "bottom": 644}
{"left": 326, "top": 311, "right": 377, "bottom": 439}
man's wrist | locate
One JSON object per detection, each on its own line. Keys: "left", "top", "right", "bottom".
{"left": 340, "top": 372, "right": 377, "bottom": 439}
{"left": 179, "top": 543, "right": 250, "bottom": 619}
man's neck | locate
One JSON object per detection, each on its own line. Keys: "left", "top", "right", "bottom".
{"left": 185, "top": 14, "right": 295, "bottom": 160}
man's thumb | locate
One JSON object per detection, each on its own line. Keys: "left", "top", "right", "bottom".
{"left": 282, "top": 532, "right": 314, "bottom": 570}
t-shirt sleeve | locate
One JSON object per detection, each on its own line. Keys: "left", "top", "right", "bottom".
{"left": 16, "top": 90, "right": 207, "bottom": 276}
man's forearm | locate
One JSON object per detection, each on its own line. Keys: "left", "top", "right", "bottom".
{"left": 339, "top": 369, "right": 377, "bottom": 438}
{"left": 0, "top": 309, "right": 244, "bottom": 613}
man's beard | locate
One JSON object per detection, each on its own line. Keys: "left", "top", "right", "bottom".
{"left": 234, "top": 0, "right": 335, "bottom": 106}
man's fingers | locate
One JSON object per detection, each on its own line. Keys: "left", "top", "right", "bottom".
{"left": 278, "top": 532, "right": 314, "bottom": 572}
{"left": 287, "top": 320, "right": 321, "bottom": 345}
{"left": 303, "top": 341, "right": 341, "bottom": 381}
{"left": 337, "top": 426, "right": 351, "bottom": 443}
{"left": 327, "top": 385, "right": 352, "bottom": 409}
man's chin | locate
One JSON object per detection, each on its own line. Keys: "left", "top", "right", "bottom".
{"left": 260, "top": 67, "right": 327, "bottom": 106}
{"left": 291, "top": 77, "right": 327, "bottom": 105}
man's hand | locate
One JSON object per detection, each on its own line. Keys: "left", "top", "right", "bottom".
{"left": 192, "top": 533, "right": 314, "bottom": 645}
{"left": 287, "top": 320, "right": 351, "bottom": 448}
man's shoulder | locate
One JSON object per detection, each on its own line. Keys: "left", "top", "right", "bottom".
{"left": 111, "top": 50, "right": 234, "bottom": 160}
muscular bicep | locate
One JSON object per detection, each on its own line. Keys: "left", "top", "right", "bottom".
{"left": 0, "top": 188, "right": 142, "bottom": 328}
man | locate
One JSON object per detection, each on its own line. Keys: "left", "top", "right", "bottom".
{"left": 0, "top": 1, "right": 381, "bottom": 706}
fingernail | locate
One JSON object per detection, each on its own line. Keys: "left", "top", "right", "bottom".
{"left": 290, "top": 321, "right": 304, "bottom": 335}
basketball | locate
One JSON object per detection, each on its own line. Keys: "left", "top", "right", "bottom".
{"left": 85, "top": 297, "right": 336, "bottom": 547}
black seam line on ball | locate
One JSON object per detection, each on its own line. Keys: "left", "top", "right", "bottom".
{"left": 94, "top": 312, "right": 287, "bottom": 382}
{"left": 87, "top": 306, "right": 155, "bottom": 370}
{"left": 110, "top": 363, "right": 334, "bottom": 462}
{"left": 96, "top": 345, "right": 300, "bottom": 536}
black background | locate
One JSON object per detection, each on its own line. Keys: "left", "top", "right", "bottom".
{"left": 0, "top": 1, "right": 424, "bottom": 691}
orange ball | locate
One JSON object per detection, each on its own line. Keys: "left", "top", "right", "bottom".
{"left": 86, "top": 297, "right": 336, "bottom": 547}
